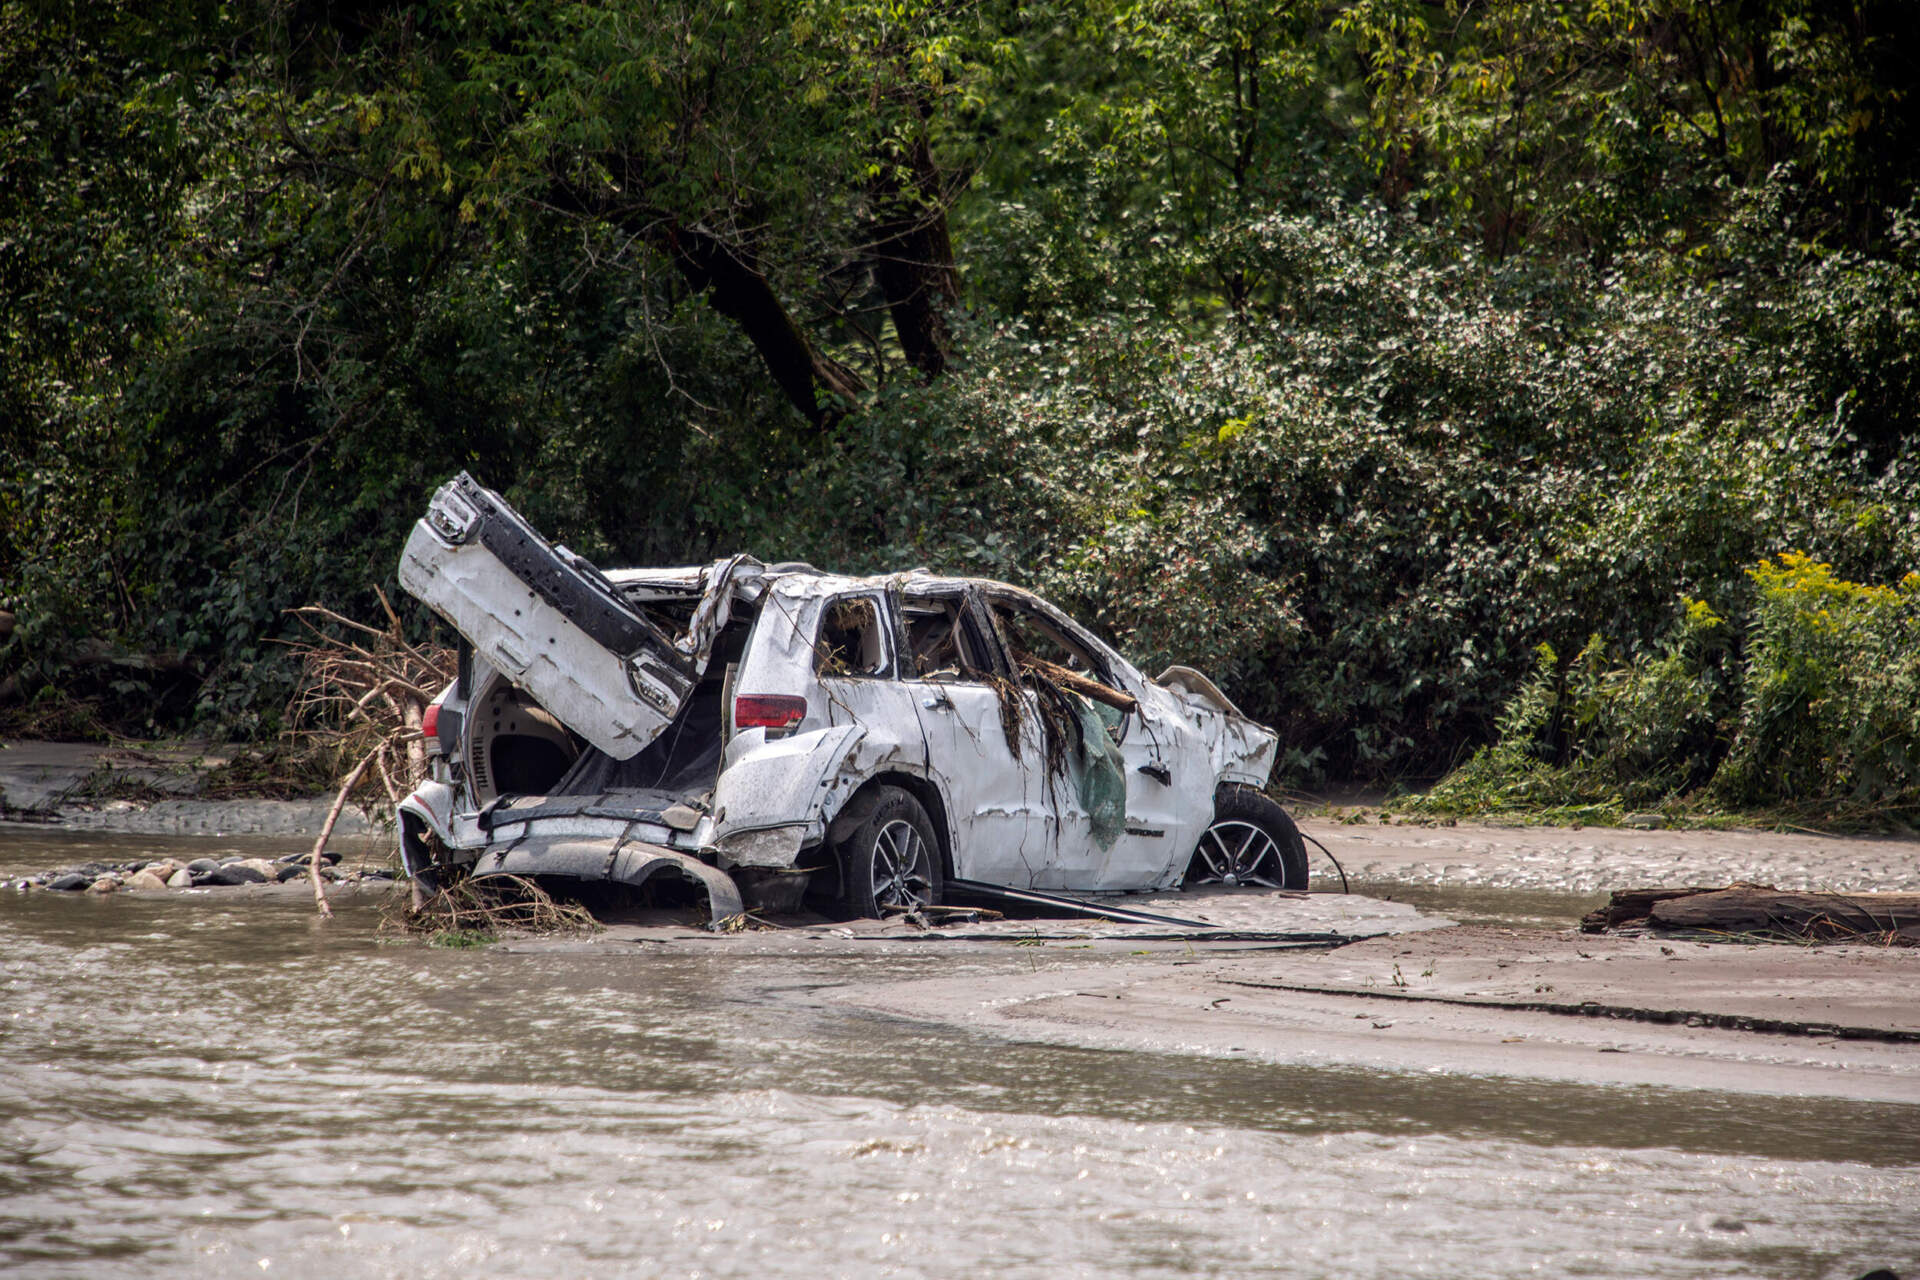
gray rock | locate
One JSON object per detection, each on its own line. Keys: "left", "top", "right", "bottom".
{"left": 204, "top": 863, "right": 268, "bottom": 886}
{"left": 166, "top": 867, "right": 194, "bottom": 888}
{"left": 274, "top": 864, "right": 307, "bottom": 882}
{"left": 48, "top": 873, "right": 89, "bottom": 891}
{"left": 235, "top": 857, "right": 278, "bottom": 878}
{"left": 187, "top": 858, "right": 221, "bottom": 874}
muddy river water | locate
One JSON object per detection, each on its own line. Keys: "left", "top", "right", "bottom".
{"left": 4, "top": 830, "right": 1917, "bottom": 1279}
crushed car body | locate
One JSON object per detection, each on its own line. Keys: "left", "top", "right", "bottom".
{"left": 395, "top": 473, "right": 1306, "bottom": 921}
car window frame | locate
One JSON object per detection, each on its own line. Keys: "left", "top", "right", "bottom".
{"left": 980, "top": 589, "right": 1141, "bottom": 744}
{"left": 895, "top": 584, "right": 1005, "bottom": 684}
{"left": 812, "top": 589, "right": 897, "bottom": 681}
{"left": 983, "top": 591, "right": 1127, "bottom": 689}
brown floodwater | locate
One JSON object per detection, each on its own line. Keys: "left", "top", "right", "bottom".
{"left": 3, "top": 827, "right": 1917, "bottom": 1278}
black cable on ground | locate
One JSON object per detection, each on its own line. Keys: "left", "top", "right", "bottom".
{"left": 1302, "top": 831, "right": 1349, "bottom": 893}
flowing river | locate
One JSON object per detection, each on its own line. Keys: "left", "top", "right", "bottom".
{"left": 3, "top": 829, "right": 1916, "bottom": 1279}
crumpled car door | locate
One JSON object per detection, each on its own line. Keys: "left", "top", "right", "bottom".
{"left": 899, "top": 586, "right": 1051, "bottom": 886}
{"left": 397, "top": 473, "right": 707, "bottom": 760}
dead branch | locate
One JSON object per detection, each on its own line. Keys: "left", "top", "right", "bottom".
{"left": 384, "top": 874, "right": 599, "bottom": 938}
{"left": 1012, "top": 648, "right": 1139, "bottom": 714}
{"left": 283, "top": 596, "right": 455, "bottom": 917}
{"left": 310, "top": 745, "right": 380, "bottom": 919}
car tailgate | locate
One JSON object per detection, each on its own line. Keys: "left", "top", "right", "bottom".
{"left": 397, "top": 473, "right": 699, "bottom": 760}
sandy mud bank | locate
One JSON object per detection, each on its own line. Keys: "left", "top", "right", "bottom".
{"left": 825, "top": 923, "right": 1920, "bottom": 1103}
{"left": 473, "top": 879, "right": 1920, "bottom": 1104}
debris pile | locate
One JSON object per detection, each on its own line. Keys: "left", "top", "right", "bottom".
{"left": 388, "top": 872, "right": 597, "bottom": 941}
{"left": 284, "top": 591, "right": 453, "bottom": 916}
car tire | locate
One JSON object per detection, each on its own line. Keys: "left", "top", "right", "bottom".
{"left": 838, "top": 786, "right": 944, "bottom": 918}
{"left": 1186, "top": 785, "right": 1309, "bottom": 890}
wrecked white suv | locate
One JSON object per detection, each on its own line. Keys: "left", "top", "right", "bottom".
{"left": 395, "top": 474, "right": 1305, "bottom": 921}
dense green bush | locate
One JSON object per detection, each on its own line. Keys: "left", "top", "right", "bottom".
{"left": 742, "top": 192, "right": 1920, "bottom": 785}
{"left": 1423, "top": 557, "right": 1920, "bottom": 822}
{"left": 7, "top": 172, "right": 1917, "bottom": 793}
{"left": 4, "top": 1, "right": 1918, "bottom": 825}
{"left": 1415, "top": 602, "right": 1731, "bottom": 818}
{"left": 1718, "top": 555, "right": 1920, "bottom": 813}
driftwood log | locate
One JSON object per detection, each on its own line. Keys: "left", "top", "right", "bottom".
{"left": 1011, "top": 649, "right": 1139, "bottom": 714}
{"left": 1584, "top": 885, "right": 1920, "bottom": 944}
{"left": 1581, "top": 888, "right": 1731, "bottom": 931}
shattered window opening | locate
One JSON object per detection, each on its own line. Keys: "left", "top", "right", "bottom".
{"left": 902, "top": 598, "right": 987, "bottom": 680}
{"left": 991, "top": 603, "right": 1093, "bottom": 675}
{"left": 989, "top": 599, "right": 1134, "bottom": 731}
{"left": 815, "top": 596, "right": 888, "bottom": 677}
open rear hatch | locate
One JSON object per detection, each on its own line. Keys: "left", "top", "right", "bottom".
{"left": 398, "top": 473, "right": 708, "bottom": 760}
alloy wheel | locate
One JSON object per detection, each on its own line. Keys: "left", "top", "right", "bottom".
{"left": 1191, "top": 819, "right": 1283, "bottom": 888}
{"left": 869, "top": 818, "right": 934, "bottom": 908}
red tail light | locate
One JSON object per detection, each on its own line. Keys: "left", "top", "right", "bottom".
{"left": 734, "top": 694, "right": 807, "bottom": 731}
{"left": 421, "top": 702, "right": 441, "bottom": 741}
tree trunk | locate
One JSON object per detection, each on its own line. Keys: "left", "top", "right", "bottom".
{"left": 662, "top": 220, "right": 867, "bottom": 428}
{"left": 546, "top": 173, "right": 867, "bottom": 431}
{"left": 867, "top": 134, "right": 958, "bottom": 379}
{"left": 1580, "top": 886, "right": 1730, "bottom": 932}
{"left": 1584, "top": 885, "right": 1920, "bottom": 942}
{"left": 1649, "top": 888, "right": 1920, "bottom": 939}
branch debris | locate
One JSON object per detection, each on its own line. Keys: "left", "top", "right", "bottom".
{"left": 284, "top": 589, "right": 454, "bottom": 916}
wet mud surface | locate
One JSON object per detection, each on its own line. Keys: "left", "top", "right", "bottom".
{"left": 832, "top": 928, "right": 1920, "bottom": 1103}
{"left": 4, "top": 817, "right": 1919, "bottom": 1277}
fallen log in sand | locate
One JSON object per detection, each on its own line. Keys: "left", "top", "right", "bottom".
{"left": 1583, "top": 885, "right": 1920, "bottom": 944}
{"left": 1581, "top": 887, "right": 1733, "bottom": 931}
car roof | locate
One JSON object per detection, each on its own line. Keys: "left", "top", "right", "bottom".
{"left": 603, "top": 559, "right": 1041, "bottom": 604}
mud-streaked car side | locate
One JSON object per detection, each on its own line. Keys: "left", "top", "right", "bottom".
{"left": 396, "top": 474, "right": 1306, "bottom": 919}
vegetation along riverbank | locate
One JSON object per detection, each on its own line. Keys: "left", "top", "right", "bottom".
{"left": 4, "top": 2, "right": 1919, "bottom": 824}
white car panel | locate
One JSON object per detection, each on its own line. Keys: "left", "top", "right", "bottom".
{"left": 395, "top": 474, "right": 1288, "bottom": 917}
{"left": 398, "top": 475, "right": 700, "bottom": 760}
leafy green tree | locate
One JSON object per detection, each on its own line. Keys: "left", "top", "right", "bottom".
{"left": 2, "top": 0, "right": 1917, "bottom": 816}
{"left": 1336, "top": 0, "right": 1920, "bottom": 253}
